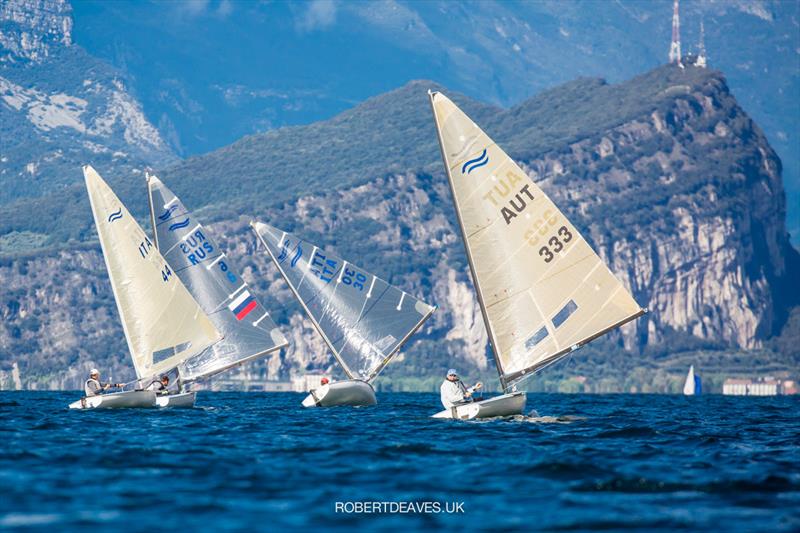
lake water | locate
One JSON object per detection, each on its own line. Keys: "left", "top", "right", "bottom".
{"left": 1, "top": 392, "right": 798, "bottom": 531}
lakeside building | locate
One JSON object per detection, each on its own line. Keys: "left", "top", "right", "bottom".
{"left": 722, "top": 377, "right": 796, "bottom": 396}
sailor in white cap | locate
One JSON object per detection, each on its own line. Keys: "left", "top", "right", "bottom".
{"left": 440, "top": 368, "right": 482, "bottom": 409}
{"left": 84, "top": 369, "right": 122, "bottom": 397}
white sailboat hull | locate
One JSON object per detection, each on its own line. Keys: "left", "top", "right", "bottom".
{"left": 155, "top": 391, "right": 196, "bottom": 408}
{"left": 69, "top": 390, "right": 156, "bottom": 410}
{"left": 432, "top": 392, "right": 526, "bottom": 420}
{"left": 301, "top": 380, "right": 377, "bottom": 407}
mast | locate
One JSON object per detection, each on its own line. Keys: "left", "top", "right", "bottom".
{"left": 251, "top": 222, "right": 357, "bottom": 380}
{"left": 146, "top": 172, "right": 159, "bottom": 249}
{"left": 427, "top": 90, "right": 509, "bottom": 392}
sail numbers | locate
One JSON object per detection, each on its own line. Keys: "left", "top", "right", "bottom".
{"left": 538, "top": 226, "right": 573, "bottom": 263}
{"left": 341, "top": 267, "right": 367, "bottom": 290}
{"left": 524, "top": 209, "right": 558, "bottom": 247}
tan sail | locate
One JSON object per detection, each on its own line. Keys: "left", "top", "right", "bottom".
{"left": 84, "top": 165, "right": 221, "bottom": 379}
{"left": 429, "top": 91, "right": 644, "bottom": 389}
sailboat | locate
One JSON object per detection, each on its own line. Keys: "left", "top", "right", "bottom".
{"left": 683, "top": 365, "right": 702, "bottom": 395}
{"left": 69, "top": 166, "right": 222, "bottom": 409}
{"left": 251, "top": 221, "right": 435, "bottom": 407}
{"left": 146, "top": 175, "right": 288, "bottom": 387}
{"left": 428, "top": 90, "right": 646, "bottom": 419}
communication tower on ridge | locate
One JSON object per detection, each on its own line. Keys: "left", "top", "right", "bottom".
{"left": 696, "top": 19, "right": 707, "bottom": 68}
{"left": 669, "top": 0, "right": 683, "bottom": 67}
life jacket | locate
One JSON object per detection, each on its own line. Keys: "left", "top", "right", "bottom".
{"left": 84, "top": 378, "right": 102, "bottom": 397}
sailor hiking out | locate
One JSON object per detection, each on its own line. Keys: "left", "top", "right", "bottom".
{"left": 440, "top": 369, "right": 482, "bottom": 409}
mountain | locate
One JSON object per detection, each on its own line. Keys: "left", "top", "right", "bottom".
{"left": 0, "top": 0, "right": 176, "bottom": 253}
{"left": 1, "top": 61, "right": 797, "bottom": 391}
{"left": 68, "top": 0, "right": 800, "bottom": 243}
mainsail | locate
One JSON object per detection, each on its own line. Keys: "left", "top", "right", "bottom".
{"left": 147, "top": 175, "right": 288, "bottom": 382}
{"left": 429, "top": 91, "right": 645, "bottom": 390}
{"left": 683, "top": 365, "right": 701, "bottom": 395}
{"left": 683, "top": 366, "right": 695, "bottom": 395}
{"left": 252, "top": 221, "right": 434, "bottom": 382}
{"left": 84, "top": 165, "right": 221, "bottom": 379}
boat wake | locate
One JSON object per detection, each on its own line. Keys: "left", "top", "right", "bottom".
{"left": 467, "top": 411, "right": 587, "bottom": 424}
{"left": 518, "top": 412, "right": 587, "bottom": 424}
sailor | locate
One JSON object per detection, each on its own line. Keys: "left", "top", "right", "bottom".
{"left": 320, "top": 377, "right": 330, "bottom": 386}
{"left": 147, "top": 375, "right": 170, "bottom": 394}
{"left": 84, "top": 369, "right": 122, "bottom": 397}
{"left": 440, "top": 369, "right": 482, "bottom": 409}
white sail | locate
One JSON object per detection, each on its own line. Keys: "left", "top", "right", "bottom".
{"left": 252, "top": 221, "right": 434, "bottom": 382}
{"left": 429, "top": 91, "right": 644, "bottom": 390}
{"left": 84, "top": 165, "right": 221, "bottom": 379}
{"left": 683, "top": 365, "right": 696, "bottom": 395}
{"left": 147, "top": 175, "right": 288, "bottom": 382}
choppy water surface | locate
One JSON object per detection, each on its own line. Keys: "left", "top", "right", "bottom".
{"left": 1, "top": 392, "right": 798, "bottom": 531}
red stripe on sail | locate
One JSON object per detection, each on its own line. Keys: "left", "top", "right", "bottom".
{"left": 235, "top": 300, "right": 258, "bottom": 320}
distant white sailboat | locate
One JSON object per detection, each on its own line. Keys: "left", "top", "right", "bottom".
{"left": 146, "top": 175, "right": 288, "bottom": 387}
{"left": 428, "top": 90, "right": 645, "bottom": 419}
{"left": 251, "top": 221, "right": 435, "bottom": 407}
{"left": 69, "top": 166, "right": 222, "bottom": 409}
{"left": 683, "top": 365, "right": 702, "bottom": 395}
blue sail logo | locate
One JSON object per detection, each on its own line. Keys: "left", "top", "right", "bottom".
{"left": 168, "top": 218, "right": 190, "bottom": 231}
{"left": 158, "top": 205, "right": 178, "bottom": 221}
{"left": 461, "top": 148, "right": 489, "bottom": 175}
{"left": 277, "top": 241, "right": 291, "bottom": 262}
{"left": 107, "top": 209, "right": 123, "bottom": 223}
{"left": 290, "top": 246, "right": 303, "bottom": 268}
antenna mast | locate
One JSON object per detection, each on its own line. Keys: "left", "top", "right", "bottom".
{"left": 669, "top": 0, "right": 683, "bottom": 67}
{"left": 696, "top": 19, "right": 707, "bottom": 68}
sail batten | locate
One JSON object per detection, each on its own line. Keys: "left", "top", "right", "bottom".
{"left": 147, "top": 175, "right": 288, "bottom": 382}
{"left": 84, "top": 166, "right": 221, "bottom": 379}
{"left": 429, "top": 91, "right": 644, "bottom": 390}
{"left": 253, "top": 221, "right": 434, "bottom": 383}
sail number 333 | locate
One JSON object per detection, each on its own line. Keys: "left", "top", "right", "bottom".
{"left": 538, "top": 226, "right": 573, "bottom": 263}
{"left": 524, "top": 211, "right": 574, "bottom": 263}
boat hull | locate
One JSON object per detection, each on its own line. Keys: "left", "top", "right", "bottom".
{"left": 155, "top": 391, "right": 196, "bottom": 408}
{"left": 69, "top": 390, "right": 156, "bottom": 410}
{"left": 301, "top": 379, "right": 377, "bottom": 407}
{"left": 432, "top": 391, "right": 526, "bottom": 420}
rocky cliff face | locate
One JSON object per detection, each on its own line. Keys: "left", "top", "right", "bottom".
{"left": 0, "top": 0, "right": 176, "bottom": 253}
{"left": 518, "top": 74, "right": 795, "bottom": 350}
{"left": 0, "top": 0, "right": 72, "bottom": 63}
{"left": 0, "top": 64, "right": 797, "bottom": 390}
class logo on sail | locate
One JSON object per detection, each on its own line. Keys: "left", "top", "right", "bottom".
{"left": 158, "top": 204, "right": 178, "bottom": 221}
{"left": 169, "top": 218, "right": 191, "bottom": 231}
{"left": 278, "top": 241, "right": 303, "bottom": 267}
{"left": 461, "top": 148, "right": 489, "bottom": 175}
{"left": 228, "top": 290, "right": 258, "bottom": 321}
{"left": 107, "top": 208, "right": 123, "bottom": 223}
